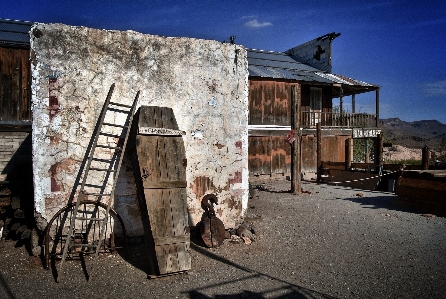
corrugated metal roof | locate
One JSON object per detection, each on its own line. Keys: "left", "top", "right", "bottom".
{"left": 0, "top": 19, "right": 33, "bottom": 48}
{"left": 247, "top": 48, "right": 379, "bottom": 91}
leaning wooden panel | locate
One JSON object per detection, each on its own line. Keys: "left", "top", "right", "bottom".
{"left": 133, "top": 106, "right": 190, "bottom": 277}
{"left": 136, "top": 135, "right": 187, "bottom": 189}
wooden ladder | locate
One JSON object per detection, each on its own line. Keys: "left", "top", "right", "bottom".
{"left": 57, "top": 84, "right": 140, "bottom": 282}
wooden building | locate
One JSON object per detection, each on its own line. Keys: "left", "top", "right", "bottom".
{"left": 247, "top": 33, "right": 380, "bottom": 176}
{"left": 0, "top": 19, "right": 33, "bottom": 180}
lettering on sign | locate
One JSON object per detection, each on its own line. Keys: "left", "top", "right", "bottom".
{"left": 139, "top": 127, "right": 186, "bottom": 136}
{"left": 352, "top": 128, "right": 381, "bottom": 138}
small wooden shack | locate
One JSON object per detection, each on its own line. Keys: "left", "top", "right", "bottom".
{"left": 0, "top": 19, "right": 33, "bottom": 178}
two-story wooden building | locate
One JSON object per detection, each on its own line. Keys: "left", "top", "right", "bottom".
{"left": 247, "top": 32, "right": 380, "bottom": 176}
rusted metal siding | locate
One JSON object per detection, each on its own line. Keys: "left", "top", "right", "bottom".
{"left": 0, "top": 47, "right": 31, "bottom": 122}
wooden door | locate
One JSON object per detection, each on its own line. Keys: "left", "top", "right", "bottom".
{"left": 132, "top": 106, "right": 190, "bottom": 276}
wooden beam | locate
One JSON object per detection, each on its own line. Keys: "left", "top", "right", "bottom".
{"left": 345, "top": 138, "right": 353, "bottom": 170}
{"left": 291, "top": 85, "right": 301, "bottom": 194}
{"left": 376, "top": 133, "right": 383, "bottom": 170}
{"left": 352, "top": 94, "right": 356, "bottom": 113}
{"left": 375, "top": 89, "right": 380, "bottom": 127}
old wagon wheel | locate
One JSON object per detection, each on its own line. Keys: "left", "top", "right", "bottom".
{"left": 44, "top": 200, "right": 127, "bottom": 269}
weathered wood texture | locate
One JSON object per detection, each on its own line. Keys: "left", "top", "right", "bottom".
{"left": 248, "top": 79, "right": 335, "bottom": 175}
{"left": 249, "top": 79, "right": 292, "bottom": 126}
{"left": 291, "top": 84, "right": 301, "bottom": 193}
{"left": 395, "top": 174, "right": 446, "bottom": 216}
{"left": 133, "top": 106, "right": 190, "bottom": 275}
{"left": 396, "top": 176, "right": 446, "bottom": 201}
{"left": 248, "top": 136, "right": 291, "bottom": 175}
{"left": 0, "top": 47, "right": 31, "bottom": 122}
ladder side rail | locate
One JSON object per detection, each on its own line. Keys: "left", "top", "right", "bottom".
{"left": 90, "top": 90, "right": 140, "bottom": 279}
{"left": 58, "top": 83, "right": 115, "bottom": 282}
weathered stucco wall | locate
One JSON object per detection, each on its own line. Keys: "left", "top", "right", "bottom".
{"left": 30, "top": 23, "right": 249, "bottom": 236}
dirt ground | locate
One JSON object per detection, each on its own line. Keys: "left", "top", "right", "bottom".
{"left": 1, "top": 179, "right": 445, "bottom": 299}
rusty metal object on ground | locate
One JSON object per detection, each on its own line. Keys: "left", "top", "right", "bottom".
{"left": 236, "top": 222, "right": 256, "bottom": 244}
{"left": 200, "top": 194, "right": 226, "bottom": 248}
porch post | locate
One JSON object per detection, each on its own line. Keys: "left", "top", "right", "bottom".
{"left": 316, "top": 122, "right": 322, "bottom": 182}
{"left": 376, "top": 133, "right": 384, "bottom": 171}
{"left": 352, "top": 94, "right": 356, "bottom": 113}
{"left": 375, "top": 89, "right": 380, "bottom": 127}
{"left": 291, "top": 85, "right": 301, "bottom": 194}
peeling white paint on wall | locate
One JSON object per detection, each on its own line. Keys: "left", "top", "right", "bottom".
{"left": 31, "top": 23, "right": 249, "bottom": 235}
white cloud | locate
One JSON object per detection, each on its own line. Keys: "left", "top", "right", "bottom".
{"left": 421, "top": 79, "right": 446, "bottom": 97}
{"left": 244, "top": 19, "right": 272, "bottom": 28}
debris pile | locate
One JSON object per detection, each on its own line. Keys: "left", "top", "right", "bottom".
{"left": 0, "top": 186, "right": 33, "bottom": 243}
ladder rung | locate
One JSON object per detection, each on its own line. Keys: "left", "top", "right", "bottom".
{"left": 75, "top": 217, "right": 106, "bottom": 221}
{"left": 83, "top": 183, "right": 105, "bottom": 188}
{"left": 95, "top": 144, "right": 122, "bottom": 150}
{"left": 90, "top": 157, "right": 114, "bottom": 163}
{"left": 99, "top": 132, "right": 121, "bottom": 138}
{"left": 88, "top": 167, "right": 116, "bottom": 172}
{"left": 103, "top": 122, "right": 129, "bottom": 128}
{"left": 109, "top": 101, "right": 132, "bottom": 108}
{"left": 82, "top": 193, "right": 112, "bottom": 196}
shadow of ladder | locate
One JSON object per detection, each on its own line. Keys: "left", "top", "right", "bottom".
{"left": 57, "top": 83, "right": 140, "bottom": 282}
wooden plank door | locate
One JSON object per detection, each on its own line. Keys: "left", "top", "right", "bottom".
{"left": 132, "top": 106, "right": 190, "bottom": 275}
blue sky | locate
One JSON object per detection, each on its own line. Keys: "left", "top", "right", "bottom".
{"left": 2, "top": 0, "right": 446, "bottom": 123}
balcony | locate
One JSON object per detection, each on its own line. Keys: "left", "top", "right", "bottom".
{"left": 301, "top": 111, "right": 378, "bottom": 128}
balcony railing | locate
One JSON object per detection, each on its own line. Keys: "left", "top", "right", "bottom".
{"left": 301, "top": 111, "right": 377, "bottom": 128}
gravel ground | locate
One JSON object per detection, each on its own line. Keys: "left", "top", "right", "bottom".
{"left": 1, "top": 179, "right": 445, "bottom": 299}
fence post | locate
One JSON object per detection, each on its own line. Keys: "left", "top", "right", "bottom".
{"left": 422, "top": 145, "right": 429, "bottom": 170}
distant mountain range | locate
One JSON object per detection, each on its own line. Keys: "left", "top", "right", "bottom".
{"left": 379, "top": 118, "right": 446, "bottom": 150}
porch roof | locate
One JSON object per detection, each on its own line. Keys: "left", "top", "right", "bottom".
{"left": 247, "top": 48, "right": 379, "bottom": 96}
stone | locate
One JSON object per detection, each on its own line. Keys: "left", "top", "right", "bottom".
{"left": 16, "top": 224, "right": 27, "bottom": 235}
{"left": 10, "top": 222, "right": 20, "bottom": 231}
{"left": 32, "top": 245, "right": 42, "bottom": 257}
{"left": 14, "top": 209, "right": 25, "bottom": 219}
{"left": 10, "top": 197, "right": 20, "bottom": 209}
{"left": 21, "top": 228, "right": 31, "bottom": 239}
{"left": 0, "top": 196, "right": 11, "bottom": 207}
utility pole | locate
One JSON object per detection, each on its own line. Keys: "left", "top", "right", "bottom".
{"left": 291, "top": 85, "right": 301, "bottom": 194}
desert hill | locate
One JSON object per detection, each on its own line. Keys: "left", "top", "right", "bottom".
{"left": 379, "top": 118, "right": 446, "bottom": 150}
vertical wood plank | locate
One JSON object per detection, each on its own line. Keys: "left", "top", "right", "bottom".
{"left": 134, "top": 106, "right": 191, "bottom": 276}
{"left": 291, "top": 84, "right": 301, "bottom": 194}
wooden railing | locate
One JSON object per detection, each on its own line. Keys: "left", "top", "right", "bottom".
{"left": 301, "top": 112, "right": 377, "bottom": 128}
